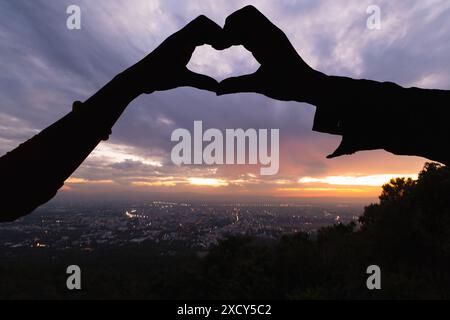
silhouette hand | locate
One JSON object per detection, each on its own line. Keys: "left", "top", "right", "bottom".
{"left": 128, "top": 15, "right": 227, "bottom": 94}
{"left": 217, "top": 6, "right": 325, "bottom": 102}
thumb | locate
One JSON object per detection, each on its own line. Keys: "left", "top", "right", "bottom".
{"left": 217, "top": 73, "right": 260, "bottom": 96}
{"left": 182, "top": 70, "right": 219, "bottom": 92}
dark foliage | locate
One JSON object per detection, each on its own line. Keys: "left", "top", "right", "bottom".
{"left": 1, "top": 163, "right": 449, "bottom": 299}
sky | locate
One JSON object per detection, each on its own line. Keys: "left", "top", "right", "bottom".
{"left": 1, "top": 0, "right": 449, "bottom": 203}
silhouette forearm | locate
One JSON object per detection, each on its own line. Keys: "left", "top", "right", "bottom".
{"left": 306, "top": 75, "right": 450, "bottom": 165}
{"left": 0, "top": 14, "right": 226, "bottom": 222}
{"left": 0, "top": 69, "right": 141, "bottom": 222}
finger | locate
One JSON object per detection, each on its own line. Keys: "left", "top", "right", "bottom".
{"left": 217, "top": 73, "right": 260, "bottom": 96}
{"left": 223, "top": 5, "right": 293, "bottom": 63}
{"left": 181, "top": 70, "right": 219, "bottom": 92}
{"left": 176, "top": 15, "right": 230, "bottom": 50}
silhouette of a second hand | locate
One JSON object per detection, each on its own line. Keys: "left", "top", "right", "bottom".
{"left": 217, "top": 5, "right": 326, "bottom": 103}
{"left": 217, "top": 5, "right": 450, "bottom": 165}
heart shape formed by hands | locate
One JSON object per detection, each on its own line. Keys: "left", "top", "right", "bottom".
{"left": 130, "top": 5, "right": 325, "bottom": 103}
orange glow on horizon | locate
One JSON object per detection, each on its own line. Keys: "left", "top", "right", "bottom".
{"left": 188, "top": 178, "right": 229, "bottom": 187}
{"left": 298, "top": 174, "right": 418, "bottom": 187}
{"left": 63, "top": 171, "right": 420, "bottom": 199}
{"left": 66, "top": 177, "right": 114, "bottom": 185}
{"left": 132, "top": 181, "right": 177, "bottom": 187}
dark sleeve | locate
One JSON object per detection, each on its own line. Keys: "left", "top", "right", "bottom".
{"left": 0, "top": 73, "right": 140, "bottom": 222}
{"left": 311, "top": 76, "right": 450, "bottom": 165}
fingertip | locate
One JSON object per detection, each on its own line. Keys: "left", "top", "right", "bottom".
{"left": 216, "top": 90, "right": 231, "bottom": 97}
{"left": 185, "top": 71, "right": 219, "bottom": 92}
{"left": 212, "top": 42, "right": 232, "bottom": 51}
{"left": 192, "top": 14, "right": 210, "bottom": 26}
{"left": 216, "top": 84, "right": 235, "bottom": 96}
{"left": 241, "top": 5, "right": 259, "bottom": 13}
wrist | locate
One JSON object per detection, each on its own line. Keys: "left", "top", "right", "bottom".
{"left": 83, "top": 68, "right": 144, "bottom": 123}
{"left": 115, "top": 66, "right": 151, "bottom": 98}
{"left": 293, "top": 68, "right": 330, "bottom": 105}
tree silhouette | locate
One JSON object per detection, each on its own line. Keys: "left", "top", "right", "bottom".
{"left": 2, "top": 163, "right": 450, "bottom": 299}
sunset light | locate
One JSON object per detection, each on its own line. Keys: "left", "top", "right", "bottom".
{"left": 188, "top": 178, "right": 229, "bottom": 187}
{"left": 298, "top": 174, "right": 418, "bottom": 187}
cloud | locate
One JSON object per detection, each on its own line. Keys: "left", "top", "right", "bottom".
{"left": 188, "top": 45, "right": 260, "bottom": 81}
{"left": 1, "top": 0, "right": 447, "bottom": 199}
